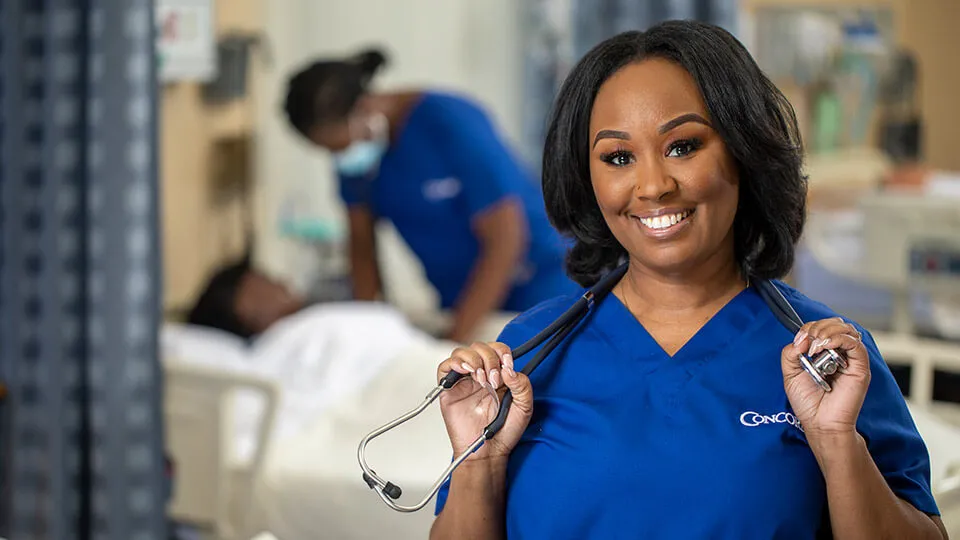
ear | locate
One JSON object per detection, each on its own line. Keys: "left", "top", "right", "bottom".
{"left": 353, "top": 94, "right": 377, "bottom": 116}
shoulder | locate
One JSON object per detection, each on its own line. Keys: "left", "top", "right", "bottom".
{"left": 419, "top": 90, "right": 485, "bottom": 113}
{"left": 417, "top": 91, "right": 491, "bottom": 129}
{"left": 768, "top": 281, "right": 894, "bottom": 367}
{"left": 772, "top": 282, "right": 896, "bottom": 377}
{"left": 496, "top": 291, "right": 586, "bottom": 347}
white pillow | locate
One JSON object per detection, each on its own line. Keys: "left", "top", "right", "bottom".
{"left": 160, "top": 322, "right": 251, "bottom": 371}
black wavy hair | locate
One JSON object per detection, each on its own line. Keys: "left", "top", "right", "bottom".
{"left": 187, "top": 256, "right": 252, "bottom": 338}
{"left": 542, "top": 20, "right": 807, "bottom": 287}
{"left": 283, "top": 48, "right": 389, "bottom": 138}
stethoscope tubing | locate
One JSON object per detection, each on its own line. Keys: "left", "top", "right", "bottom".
{"left": 356, "top": 264, "right": 626, "bottom": 511}
{"left": 358, "top": 263, "right": 846, "bottom": 512}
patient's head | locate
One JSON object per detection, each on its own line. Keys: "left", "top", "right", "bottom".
{"left": 187, "top": 258, "right": 304, "bottom": 338}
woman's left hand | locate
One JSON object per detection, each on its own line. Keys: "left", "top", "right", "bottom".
{"left": 781, "top": 317, "right": 871, "bottom": 441}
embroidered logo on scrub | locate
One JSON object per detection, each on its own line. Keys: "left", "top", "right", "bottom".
{"left": 422, "top": 177, "right": 462, "bottom": 201}
{"left": 740, "top": 411, "right": 804, "bottom": 432}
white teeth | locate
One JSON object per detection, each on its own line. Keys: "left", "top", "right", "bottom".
{"left": 639, "top": 211, "right": 691, "bottom": 230}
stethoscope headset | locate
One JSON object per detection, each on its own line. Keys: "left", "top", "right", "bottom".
{"left": 357, "top": 262, "right": 847, "bottom": 512}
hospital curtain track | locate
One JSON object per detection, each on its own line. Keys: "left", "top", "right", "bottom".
{"left": 0, "top": 1, "right": 166, "bottom": 539}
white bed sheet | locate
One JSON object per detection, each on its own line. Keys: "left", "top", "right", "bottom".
{"left": 246, "top": 361, "right": 960, "bottom": 540}
{"left": 162, "top": 302, "right": 428, "bottom": 465}
{"left": 910, "top": 402, "right": 960, "bottom": 537}
{"left": 249, "top": 337, "right": 457, "bottom": 540}
{"left": 907, "top": 403, "right": 960, "bottom": 487}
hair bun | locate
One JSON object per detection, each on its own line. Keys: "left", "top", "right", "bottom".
{"left": 352, "top": 48, "right": 388, "bottom": 76}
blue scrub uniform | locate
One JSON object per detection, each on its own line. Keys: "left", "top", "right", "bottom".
{"left": 338, "top": 91, "right": 578, "bottom": 311}
{"left": 435, "top": 282, "right": 939, "bottom": 538}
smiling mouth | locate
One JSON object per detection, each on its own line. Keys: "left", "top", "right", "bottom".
{"left": 636, "top": 209, "right": 695, "bottom": 231}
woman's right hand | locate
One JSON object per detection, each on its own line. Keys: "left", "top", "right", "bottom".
{"left": 436, "top": 342, "right": 534, "bottom": 461}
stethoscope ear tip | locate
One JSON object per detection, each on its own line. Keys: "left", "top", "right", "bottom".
{"left": 384, "top": 482, "right": 402, "bottom": 500}
{"left": 363, "top": 471, "right": 403, "bottom": 500}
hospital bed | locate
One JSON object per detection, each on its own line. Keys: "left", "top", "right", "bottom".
{"left": 877, "top": 332, "right": 960, "bottom": 538}
{"left": 164, "top": 360, "right": 278, "bottom": 540}
{"left": 161, "top": 303, "right": 514, "bottom": 540}
{"left": 801, "top": 176, "right": 960, "bottom": 338}
{"left": 798, "top": 176, "right": 960, "bottom": 533}
{"left": 162, "top": 302, "right": 960, "bottom": 540}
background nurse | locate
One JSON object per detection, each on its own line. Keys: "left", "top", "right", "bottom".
{"left": 282, "top": 48, "right": 578, "bottom": 342}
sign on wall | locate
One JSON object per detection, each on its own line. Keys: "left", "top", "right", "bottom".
{"left": 156, "top": 0, "right": 217, "bottom": 82}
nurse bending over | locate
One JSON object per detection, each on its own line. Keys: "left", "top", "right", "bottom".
{"left": 283, "top": 50, "right": 578, "bottom": 343}
{"left": 430, "top": 21, "right": 948, "bottom": 539}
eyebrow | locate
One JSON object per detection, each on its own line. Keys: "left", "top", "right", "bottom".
{"left": 658, "top": 113, "right": 711, "bottom": 134}
{"left": 592, "top": 113, "right": 712, "bottom": 148}
{"left": 592, "top": 129, "right": 630, "bottom": 148}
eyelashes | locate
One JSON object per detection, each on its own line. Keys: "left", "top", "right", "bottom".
{"left": 599, "top": 148, "right": 633, "bottom": 167}
{"left": 666, "top": 137, "right": 703, "bottom": 158}
{"left": 599, "top": 137, "right": 704, "bottom": 167}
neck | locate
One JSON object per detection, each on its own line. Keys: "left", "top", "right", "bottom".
{"left": 365, "top": 91, "right": 423, "bottom": 142}
{"left": 621, "top": 248, "right": 745, "bottom": 318}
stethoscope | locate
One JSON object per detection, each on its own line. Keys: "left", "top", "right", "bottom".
{"left": 357, "top": 262, "right": 847, "bottom": 512}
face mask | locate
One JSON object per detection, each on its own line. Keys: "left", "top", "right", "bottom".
{"left": 334, "top": 113, "right": 388, "bottom": 177}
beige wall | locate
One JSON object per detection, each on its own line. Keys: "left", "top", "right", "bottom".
{"left": 160, "top": 0, "right": 265, "bottom": 312}
{"left": 899, "top": 0, "right": 960, "bottom": 171}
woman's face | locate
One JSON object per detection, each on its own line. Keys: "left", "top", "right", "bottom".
{"left": 234, "top": 271, "right": 304, "bottom": 335}
{"left": 589, "top": 57, "right": 740, "bottom": 277}
{"left": 309, "top": 118, "right": 354, "bottom": 152}
{"left": 308, "top": 98, "right": 381, "bottom": 152}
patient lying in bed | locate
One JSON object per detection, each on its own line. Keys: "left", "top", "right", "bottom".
{"left": 186, "top": 256, "right": 306, "bottom": 338}
{"left": 167, "top": 256, "right": 442, "bottom": 463}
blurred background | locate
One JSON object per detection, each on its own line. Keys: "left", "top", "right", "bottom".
{"left": 1, "top": 0, "right": 959, "bottom": 539}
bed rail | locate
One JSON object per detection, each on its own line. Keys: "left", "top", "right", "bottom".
{"left": 163, "top": 359, "right": 279, "bottom": 540}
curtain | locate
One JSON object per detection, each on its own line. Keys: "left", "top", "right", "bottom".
{"left": 519, "top": 0, "right": 739, "bottom": 167}
{"left": 0, "top": 1, "right": 166, "bottom": 539}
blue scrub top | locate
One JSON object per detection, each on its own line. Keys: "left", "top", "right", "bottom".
{"left": 434, "top": 282, "right": 939, "bottom": 538}
{"left": 338, "top": 91, "right": 578, "bottom": 311}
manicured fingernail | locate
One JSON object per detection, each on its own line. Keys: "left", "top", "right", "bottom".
{"left": 489, "top": 369, "right": 500, "bottom": 389}
{"left": 793, "top": 331, "right": 808, "bottom": 347}
{"left": 502, "top": 353, "right": 514, "bottom": 370}
{"left": 477, "top": 369, "right": 487, "bottom": 384}
{"left": 502, "top": 364, "right": 516, "bottom": 379}
{"left": 461, "top": 362, "right": 475, "bottom": 373}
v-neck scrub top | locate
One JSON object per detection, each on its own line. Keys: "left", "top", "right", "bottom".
{"left": 434, "top": 282, "right": 939, "bottom": 539}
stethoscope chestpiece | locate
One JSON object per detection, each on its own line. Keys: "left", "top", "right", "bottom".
{"left": 799, "top": 348, "right": 848, "bottom": 392}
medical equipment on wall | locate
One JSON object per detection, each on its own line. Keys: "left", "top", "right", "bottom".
{"left": 860, "top": 193, "right": 960, "bottom": 290}
{"left": 861, "top": 192, "right": 960, "bottom": 338}
{"left": 802, "top": 182, "right": 960, "bottom": 337}
{"left": 357, "top": 263, "right": 848, "bottom": 512}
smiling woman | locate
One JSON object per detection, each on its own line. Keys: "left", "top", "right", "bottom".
{"left": 544, "top": 30, "right": 806, "bottom": 289}
{"left": 429, "top": 20, "right": 946, "bottom": 540}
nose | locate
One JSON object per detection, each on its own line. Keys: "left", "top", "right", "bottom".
{"left": 633, "top": 157, "right": 677, "bottom": 201}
